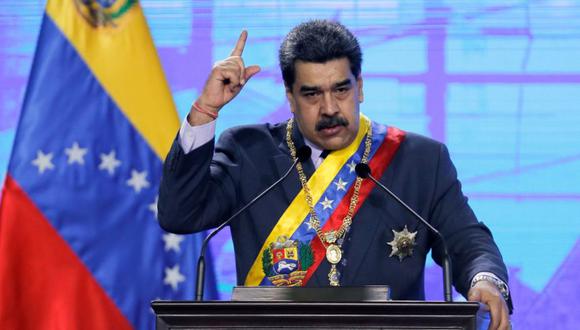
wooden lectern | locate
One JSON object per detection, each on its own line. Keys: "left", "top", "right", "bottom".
{"left": 151, "top": 286, "right": 480, "bottom": 329}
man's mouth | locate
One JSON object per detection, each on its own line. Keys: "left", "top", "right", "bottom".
{"left": 319, "top": 125, "right": 343, "bottom": 136}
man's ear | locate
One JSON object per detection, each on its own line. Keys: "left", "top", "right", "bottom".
{"left": 357, "top": 75, "right": 364, "bottom": 103}
{"left": 286, "top": 87, "right": 296, "bottom": 113}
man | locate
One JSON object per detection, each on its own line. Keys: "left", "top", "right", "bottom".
{"left": 158, "top": 20, "right": 512, "bottom": 329}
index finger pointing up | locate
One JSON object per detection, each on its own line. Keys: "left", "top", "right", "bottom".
{"left": 230, "top": 30, "right": 248, "bottom": 57}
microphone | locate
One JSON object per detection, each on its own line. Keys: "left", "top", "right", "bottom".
{"left": 195, "top": 146, "right": 312, "bottom": 301}
{"left": 355, "top": 163, "right": 453, "bottom": 302}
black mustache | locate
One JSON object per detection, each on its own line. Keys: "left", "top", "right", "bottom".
{"left": 315, "top": 116, "right": 349, "bottom": 131}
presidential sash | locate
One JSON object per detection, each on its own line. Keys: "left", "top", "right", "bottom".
{"left": 244, "top": 115, "right": 406, "bottom": 286}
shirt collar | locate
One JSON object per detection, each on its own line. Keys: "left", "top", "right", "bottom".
{"left": 303, "top": 138, "right": 323, "bottom": 165}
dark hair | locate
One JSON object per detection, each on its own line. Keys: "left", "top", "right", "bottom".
{"left": 279, "top": 20, "right": 362, "bottom": 90}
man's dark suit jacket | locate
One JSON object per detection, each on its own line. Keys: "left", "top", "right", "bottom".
{"left": 158, "top": 120, "right": 509, "bottom": 302}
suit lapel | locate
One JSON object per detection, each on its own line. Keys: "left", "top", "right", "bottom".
{"left": 273, "top": 121, "right": 315, "bottom": 204}
{"left": 341, "top": 160, "right": 398, "bottom": 285}
{"left": 270, "top": 154, "right": 301, "bottom": 205}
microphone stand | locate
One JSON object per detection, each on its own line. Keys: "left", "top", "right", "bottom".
{"left": 195, "top": 146, "right": 311, "bottom": 301}
{"left": 355, "top": 163, "right": 453, "bottom": 302}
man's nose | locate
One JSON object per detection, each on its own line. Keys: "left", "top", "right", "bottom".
{"left": 320, "top": 91, "right": 339, "bottom": 116}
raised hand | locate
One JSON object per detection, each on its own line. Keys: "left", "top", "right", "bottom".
{"left": 190, "top": 30, "right": 261, "bottom": 124}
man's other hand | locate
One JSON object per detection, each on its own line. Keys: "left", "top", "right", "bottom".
{"left": 468, "top": 280, "right": 510, "bottom": 330}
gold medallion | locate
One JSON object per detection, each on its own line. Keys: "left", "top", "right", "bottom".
{"left": 326, "top": 244, "right": 342, "bottom": 265}
{"left": 387, "top": 225, "right": 417, "bottom": 261}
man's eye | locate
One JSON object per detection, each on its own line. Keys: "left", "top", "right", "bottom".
{"left": 335, "top": 87, "right": 349, "bottom": 94}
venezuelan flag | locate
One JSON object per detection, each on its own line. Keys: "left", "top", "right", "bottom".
{"left": 0, "top": 1, "right": 215, "bottom": 328}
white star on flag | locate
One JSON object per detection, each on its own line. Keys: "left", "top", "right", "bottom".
{"left": 346, "top": 160, "right": 357, "bottom": 173}
{"left": 99, "top": 150, "right": 121, "bottom": 175}
{"left": 320, "top": 196, "right": 334, "bottom": 210}
{"left": 64, "top": 142, "right": 88, "bottom": 165}
{"left": 333, "top": 177, "right": 348, "bottom": 191}
{"left": 32, "top": 150, "right": 54, "bottom": 174}
{"left": 163, "top": 233, "right": 184, "bottom": 252}
{"left": 164, "top": 264, "right": 186, "bottom": 291}
{"left": 305, "top": 218, "right": 316, "bottom": 231}
{"left": 149, "top": 195, "right": 158, "bottom": 219}
{"left": 127, "top": 169, "right": 150, "bottom": 193}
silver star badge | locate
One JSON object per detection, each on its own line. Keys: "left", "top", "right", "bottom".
{"left": 387, "top": 225, "right": 417, "bottom": 261}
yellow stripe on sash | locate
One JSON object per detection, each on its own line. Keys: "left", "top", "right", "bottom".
{"left": 46, "top": 1, "right": 179, "bottom": 160}
{"left": 244, "top": 116, "right": 371, "bottom": 286}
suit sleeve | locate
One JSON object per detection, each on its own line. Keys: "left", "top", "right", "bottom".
{"left": 157, "top": 129, "right": 241, "bottom": 234}
{"left": 428, "top": 144, "right": 509, "bottom": 299}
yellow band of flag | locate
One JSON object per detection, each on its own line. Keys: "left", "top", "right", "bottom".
{"left": 46, "top": 1, "right": 179, "bottom": 159}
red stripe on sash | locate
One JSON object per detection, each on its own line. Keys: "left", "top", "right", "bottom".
{"left": 303, "top": 126, "right": 406, "bottom": 285}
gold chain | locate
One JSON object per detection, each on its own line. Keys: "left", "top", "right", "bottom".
{"left": 286, "top": 117, "right": 372, "bottom": 285}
